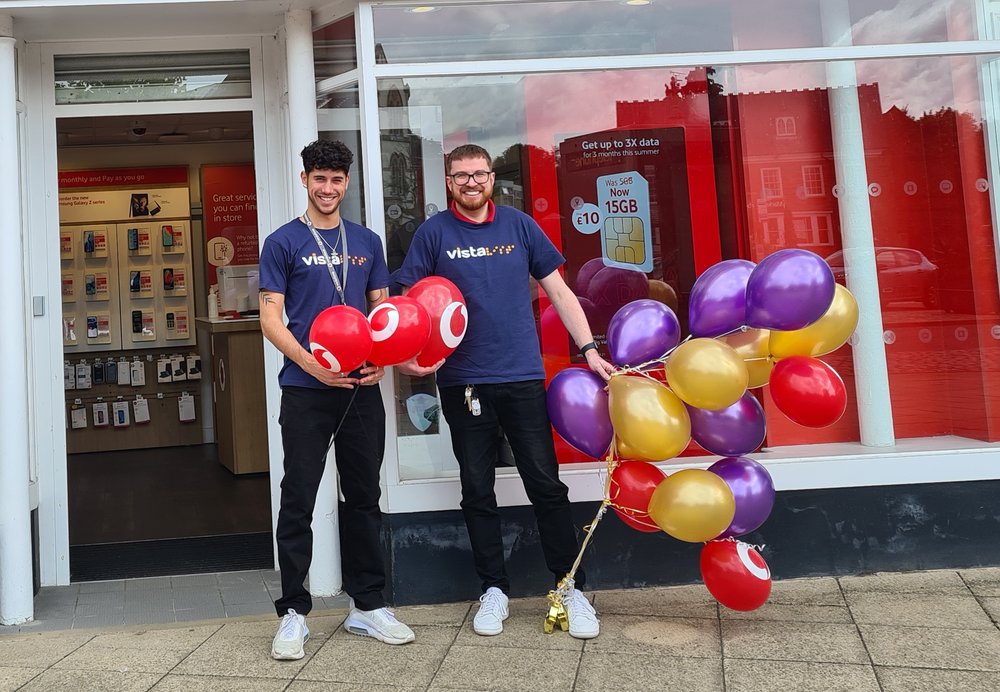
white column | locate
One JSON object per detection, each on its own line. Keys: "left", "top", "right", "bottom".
{"left": 822, "top": 0, "right": 895, "bottom": 446}
{"left": 0, "top": 14, "right": 34, "bottom": 626}
{"left": 282, "top": 9, "right": 342, "bottom": 598}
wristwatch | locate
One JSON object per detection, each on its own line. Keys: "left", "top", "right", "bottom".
{"left": 580, "top": 341, "right": 598, "bottom": 356}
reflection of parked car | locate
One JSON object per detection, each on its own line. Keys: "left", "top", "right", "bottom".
{"left": 826, "top": 247, "right": 938, "bottom": 307}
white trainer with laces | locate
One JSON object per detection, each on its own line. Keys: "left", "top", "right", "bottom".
{"left": 564, "top": 588, "right": 600, "bottom": 639}
{"left": 344, "top": 607, "right": 415, "bottom": 645}
{"left": 271, "top": 609, "right": 309, "bottom": 660}
{"left": 473, "top": 586, "right": 509, "bottom": 636}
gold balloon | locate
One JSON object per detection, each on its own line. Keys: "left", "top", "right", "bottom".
{"left": 615, "top": 435, "right": 642, "bottom": 461}
{"left": 647, "top": 468, "right": 736, "bottom": 542}
{"left": 608, "top": 376, "right": 691, "bottom": 462}
{"left": 769, "top": 284, "right": 859, "bottom": 358}
{"left": 721, "top": 328, "right": 773, "bottom": 388}
{"left": 648, "top": 279, "right": 679, "bottom": 313}
{"left": 665, "top": 338, "right": 749, "bottom": 410}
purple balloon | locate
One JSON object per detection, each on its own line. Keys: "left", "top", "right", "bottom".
{"left": 688, "top": 259, "right": 756, "bottom": 338}
{"left": 688, "top": 392, "right": 766, "bottom": 457}
{"left": 606, "top": 299, "right": 681, "bottom": 367}
{"left": 546, "top": 368, "right": 613, "bottom": 459}
{"left": 574, "top": 258, "right": 606, "bottom": 296}
{"left": 587, "top": 266, "right": 650, "bottom": 313}
{"left": 746, "top": 249, "right": 835, "bottom": 331}
{"left": 708, "top": 456, "right": 775, "bottom": 537}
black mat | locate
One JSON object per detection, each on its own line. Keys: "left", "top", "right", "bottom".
{"left": 70, "top": 532, "right": 274, "bottom": 582}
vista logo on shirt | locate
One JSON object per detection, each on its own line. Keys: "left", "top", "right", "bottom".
{"left": 301, "top": 252, "right": 342, "bottom": 267}
{"left": 446, "top": 244, "right": 515, "bottom": 259}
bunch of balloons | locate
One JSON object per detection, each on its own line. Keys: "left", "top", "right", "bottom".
{"left": 547, "top": 248, "right": 859, "bottom": 611}
{"left": 309, "top": 276, "right": 468, "bottom": 372}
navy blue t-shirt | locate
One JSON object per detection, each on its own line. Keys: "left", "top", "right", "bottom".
{"left": 259, "top": 217, "right": 389, "bottom": 388}
{"left": 393, "top": 205, "right": 564, "bottom": 387}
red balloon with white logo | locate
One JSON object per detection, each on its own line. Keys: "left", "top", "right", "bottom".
{"left": 408, "top": 276, "right": 468, "bottom": 367}
{"left": 700, "top": 539, "right": 772, "bottom": 611}
{"left": 367, "top": 297, "right": 432, "bottom": 367}
{"left": 308, "top": 305, "right": 373, "bottom": 374}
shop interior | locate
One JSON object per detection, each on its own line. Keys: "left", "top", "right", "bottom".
{"left": 57, "top": 112, "right": 273, "bottom": 581}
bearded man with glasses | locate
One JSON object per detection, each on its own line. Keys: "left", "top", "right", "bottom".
{"left": 396, "top": 144, "right": 614, "bottom": 640}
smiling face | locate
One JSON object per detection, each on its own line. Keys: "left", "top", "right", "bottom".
{"left": 447, "top": 155, "right": 495, "bottom": 220}
{"left": 302, "top": 167, "right": 349, "bottom": 226}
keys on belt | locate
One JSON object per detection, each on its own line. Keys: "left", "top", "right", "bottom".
{"left": 464, "top": 385, "right": 481, "bottom": 416}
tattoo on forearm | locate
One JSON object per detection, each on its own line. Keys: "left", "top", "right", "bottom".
{"left": 261, "top": 293, "right": 276, "bottom": 305}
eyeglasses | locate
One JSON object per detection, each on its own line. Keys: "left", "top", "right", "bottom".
{"left": 448, "top": 170, "right": 492, "bottom": 185}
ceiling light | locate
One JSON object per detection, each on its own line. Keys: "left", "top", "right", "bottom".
{"left": 624, "top": 0, "right": 651, "bottom": 5}
{"left": 409, "top": 6, "right": 437, "bottom": 13}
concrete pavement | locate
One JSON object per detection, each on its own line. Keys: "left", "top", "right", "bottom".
{"left": 3, "top": 567, "right": 1000, "bottom": 690}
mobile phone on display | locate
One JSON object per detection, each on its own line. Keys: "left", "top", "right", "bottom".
{"left": 166, "top": 312, "right": 175, "bottom": 330}
{"left": 163, "top": 268, "right": 174, "bottom": 291}
{"left": 83, "top": 231, "right": 95, "bottom": 254}
{"left": 85, "top": 274, "right": 96, "bottom": 295}
{"left": 131, "top": 310, "right": 142, "bottom": 334}
{"left": 92, "top": 361, "right": 105, "bottom": 385}
{"left": 129, "top": 271, "right": 140, "bottom": 293}
{"left": 106, "top": 360, "right": 117, "bottom": 383}
{"left": 161, "top": 225, "right": 174, "bottom": 247}
{"left": 127, "top": 228, "right": 139, "bottom": 250}
{"left": 87, "top": 316, "right": 98, "bottom": 338}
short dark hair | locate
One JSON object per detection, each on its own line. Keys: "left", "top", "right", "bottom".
{"left": 301, "top": 139, "right": 354, "bottom": 175}
{"left": 447, "top": 144, "right": 492, "bottom": 172}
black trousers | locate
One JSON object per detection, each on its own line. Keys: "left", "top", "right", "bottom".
{"left": 440, "top": 380, "right": 585, "bottom": 594}
{"left": 274, "top": 385, "right": 386, "bottom": 616}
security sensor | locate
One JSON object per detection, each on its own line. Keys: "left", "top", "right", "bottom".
{"left": 130, "top": 120, "right": 147, "bottom": 136}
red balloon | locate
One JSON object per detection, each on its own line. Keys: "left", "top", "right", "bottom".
{"left": 408, "top": 277, "right": 468, "bottom": 367}
{"left": 367, "top": 297, "right": 432, "bottom": 366}
{"left": 700, "top": 540, "right": 772, "bottom": 611}
{"left": 769, "top": 356, "right": 847, "bottom": 427}
{"left": 609, "top": 461, "right": 666, "bottom": 532}
{"left": 309, "top": 305, "right": 373, "bottom": 373}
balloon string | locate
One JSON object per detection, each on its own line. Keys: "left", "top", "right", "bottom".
{"left": 712, "top": 535, "right": 767, "bottom": 553}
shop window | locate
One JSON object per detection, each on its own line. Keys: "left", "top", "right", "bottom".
{"left": 314, "top": 15, "right": 358, "bottom": 82}
{"left": 53, "top": 51, "right": 251, "bottom": 105}
{"left": 371, "top": 0, "right": 973, "bottom": 64}
{"left": 379, "top": 51, "right": 1000, "bottom": 479}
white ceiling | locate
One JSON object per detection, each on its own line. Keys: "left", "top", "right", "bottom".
{"left": 57, "top": 111, "right": 254, "bottom": 147}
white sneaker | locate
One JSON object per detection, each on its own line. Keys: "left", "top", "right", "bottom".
{"left": 271, "top": 609, "right": 309, "bottom": 660}
{"left": 564, "top": 588, "right": 600, "bottom": 640}
{"left": 473, "top": 586, "right": 509, "bottom": 636}
{"left": 344, "top": 607, "right": 415, "bottom": 645}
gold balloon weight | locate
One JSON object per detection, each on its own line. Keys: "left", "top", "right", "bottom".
{"left": 544, "top": 580, "right": 571, "bottom": 633}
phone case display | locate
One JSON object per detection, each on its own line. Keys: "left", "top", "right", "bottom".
{"left": 60, "top": 224, "right": 121, "bottom": 351}
{"left": 60, "top": 220, "right": 196, "bottom": 351}
{"left": 119, "top": 220, "right": 195, "bottom": 347}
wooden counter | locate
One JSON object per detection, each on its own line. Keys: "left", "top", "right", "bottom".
{"left": 196, "top": 318, "right": 269, "bottom": 475}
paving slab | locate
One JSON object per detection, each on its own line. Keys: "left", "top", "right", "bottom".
{"left": 859, "top": 625, "right": 1000, "bottom": 671}
{"left": 174, "top": 634, "right": 318, "bottom": 679}
{"left": 0, "top": 666, "right": 43, "bottom": 691}
{"left": 839, "top": 570, "right": 967, "bottom": 595}
{"left": 297, "top": 637, "right": 451, "bottom": 687}
{"left": 875, "top": 665, "right": 1000, "bottom": 692}
{"left": 391, "top": 602, "right": 470, "bottom": 627}
{"left": 18, "top": 668, "right": 162, "bottom": 691}
{"left": 150, "top": 673, "right": 290, "bottom": 691}
{"left": 765, "top": 577, "right": 845, "bottom": 606}
{"left": 719, "top": 602, "right": 853, "bottom": 624}
{"left": 428, "top": 643, "right": 580, "bottom": 692}
{"left": 975, "top": 596, "right": 1000, "bottom": 624}
{"left": 575, "top": 651, "right": 722, "bottom": 692}
{"left": 845, "top": 591, "right": 994, "bottom": 629}
{"left": 0, "top": 632, "right": 93, "bottom": 667}
{"left": 584, "top": 615, "right": 720, "bottom": 658}
{"left": 289, "top": 682, "right": 423, "bottom": 692}
{"left": 85, "top": 625, "right": 219, "bottom": 650}
{"left": 724, "top": 659, "right": 879, "bottom": 692}
{"left": 722, "top": 620, "right": 869, "bottom": 664}
{"left": 78, "top": 581, "right": 126, "bottom": 594}
{"left": 593, "top": 585, "right": 719, "bottom": 619}
{"left": 959, "top": 567, "right": 1000, "bottom": 597}
{"left": 51, "top": 643, "right": 192, "bottom": 674}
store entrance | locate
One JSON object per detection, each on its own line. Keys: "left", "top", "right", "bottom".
{"left": 57, "top": 112, "right": 273, "bottom": 581}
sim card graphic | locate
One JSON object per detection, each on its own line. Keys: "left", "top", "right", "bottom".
{"left": 596, "top": 171, "right": 653, "bottom": 272}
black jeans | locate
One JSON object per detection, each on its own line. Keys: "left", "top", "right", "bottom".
{"left": 274, "top": 385, "right": 386, "bottom": 616}
{"left": 440, "top": 380, "right": 585, "bottom": 594}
